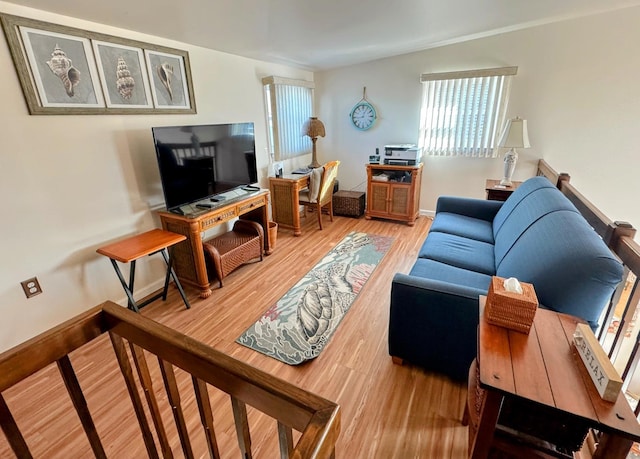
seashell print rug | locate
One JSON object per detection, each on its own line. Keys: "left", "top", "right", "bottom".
{"left": 236, "top": 231, "right": 393, "bottom": 365}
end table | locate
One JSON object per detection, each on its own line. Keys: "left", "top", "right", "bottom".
{"left": 485, "top": 179, "right": 522, "bottom": 201}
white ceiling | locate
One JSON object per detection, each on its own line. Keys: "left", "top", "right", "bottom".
{"left": 5, "top": 0, "right": 640, "bottom": 70}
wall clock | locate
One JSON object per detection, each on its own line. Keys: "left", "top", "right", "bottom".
{"left": 349, "top": 87, "right": 377, "bottom": 131}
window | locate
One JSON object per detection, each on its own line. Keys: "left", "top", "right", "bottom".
{"left": 418, "top": 67, "right": 517, "bottom": 158}
{"left": 262, "top": 76, "right": 314, "bottom": 161}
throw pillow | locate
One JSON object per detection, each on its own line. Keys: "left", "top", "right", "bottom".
{"left": 309, "top": 166, "right": 324, "bottom": 203}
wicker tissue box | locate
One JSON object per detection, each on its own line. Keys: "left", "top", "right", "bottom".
{"left": 333, "top": 190, "right": 365, "bottom": 217}
{"left": 486, "top": 276, "right": 539, "bottom": 334}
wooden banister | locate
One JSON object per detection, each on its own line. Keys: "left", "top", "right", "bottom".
{"left": 0, "top": 301, "right": 340, "bottom": 458}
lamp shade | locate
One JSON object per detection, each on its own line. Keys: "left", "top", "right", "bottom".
{"left": 302, "top": 117, "right": 326, "bottom": 138}
{"left": 498, "top": 117, "right": 530, "bottom": 149}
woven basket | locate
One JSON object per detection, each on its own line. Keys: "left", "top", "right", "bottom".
{"left": 486, "top": 276, "right": 538, "bottom": 334}
{"left": 333, "top": 191, "right": 365, "bottom": 217}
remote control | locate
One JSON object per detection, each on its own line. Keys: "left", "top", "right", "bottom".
{"left": 196, "top": 203, "right": 213, "bottom": 209}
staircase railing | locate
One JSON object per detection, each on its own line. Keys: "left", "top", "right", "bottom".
{"left": 0, "top": 301, "right": 340, "bottom": 458}
{"left": 538, "top": 159, "right": 640, "bottom": 416}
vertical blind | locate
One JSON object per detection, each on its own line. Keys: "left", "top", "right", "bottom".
{"left": 419, "top": 67, "right": 517, "bottom": 158}
{"left": 263, "top": 76, "right": 314, "bottom": 160}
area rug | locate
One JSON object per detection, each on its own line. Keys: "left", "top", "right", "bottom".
{"left": 236, "top": 231, "right": 393, "bottom": 364}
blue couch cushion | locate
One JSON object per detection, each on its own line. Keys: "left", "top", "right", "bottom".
{"left": 418, "top": 232, "right": 496, "bottom": 275}
{"left": 429, "top": 213, "right": 494, "bottom": 243}
{"left": 492, "top": 176, "right": 557, "bottom": 235}
{"left": 494, "top": 187, "right": 580, "bottom": 267}
{"left": 496, "top": 211, "right": 623, "bottom": 328}
{"left": 410, "top": 258, "right": 493, "bottom": 292}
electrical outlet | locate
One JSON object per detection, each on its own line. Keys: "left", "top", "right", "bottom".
{"left": 21, "top": 277, "right": 42, "bottom": 298}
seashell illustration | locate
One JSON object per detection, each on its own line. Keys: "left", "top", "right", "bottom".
{"left": 156, "top": 62, "right": 174, "bottom": 101}
{"left": 297, "top": 280, "right": 333, "bottom": 344}
{"left": 46, "top": 44, "right": 80, "bottom": 97}
{"left": 116, "top": 57, "right": 135, "bottom": 100}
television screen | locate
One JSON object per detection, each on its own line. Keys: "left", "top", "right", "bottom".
{"left": 152, "top": 122, "right": 257, "bottom": 210}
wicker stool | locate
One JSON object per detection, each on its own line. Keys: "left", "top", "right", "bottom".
{"left": 203, "top": 220, "right": 264, "bottom": 287}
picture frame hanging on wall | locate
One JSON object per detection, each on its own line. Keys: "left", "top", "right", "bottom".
{"left": 0, "top": 13, "right": 197, "bottom": 115}
{"left": 92, "top": 40, "right": 153, "bottom": 109}
{"left": 145, "top": 49, "right": 192, "bottom": 110}
{"left": 18, "top": 26, "right": 105, "bottom": 110}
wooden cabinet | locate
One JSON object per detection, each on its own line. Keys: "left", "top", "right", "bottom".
{"left": 158, "top": 190, "right": 270, "bottom": 298}
{"left": 365, "top": 163, "right": 423, "bottom": 226}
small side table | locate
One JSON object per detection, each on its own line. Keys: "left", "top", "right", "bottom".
{"left": 97, "top": 229, "right": 191, "bottom": 312}
{"left": 470, "top": 296, "right": 640, "bottom": 459}
{"left": 485, "top": 179, "right": 522, "bottom": 201}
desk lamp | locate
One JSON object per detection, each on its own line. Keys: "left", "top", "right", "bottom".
{"left": 498, "top": 116, "right": 530, "bottom": 186}
{"left": 303, "top": 117, "right": 325, "bottom": 169}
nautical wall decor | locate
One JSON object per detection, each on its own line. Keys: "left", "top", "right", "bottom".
{"left": 1, "top": 13, "right": 196, "bottom": 115}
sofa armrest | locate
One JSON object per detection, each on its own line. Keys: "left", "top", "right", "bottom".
{"left": 435, "top": 196, "right": 503, "bottom": 221}
{"left": 389, "top": 273, "right": 487, "bottom": 381}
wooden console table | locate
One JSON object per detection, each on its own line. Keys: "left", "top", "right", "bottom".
{"left": 269, "top": 174, "right": 310, "bottom": 236}
{"left": 158, "top": 190, "right": 270, "bottom": 298}
{"left": 471, "top": 296, "right": 640, "bottom": 459}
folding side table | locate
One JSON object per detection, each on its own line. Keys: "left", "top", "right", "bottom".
{"left": 97, "top": 229, "right": 191, "bottom": 312}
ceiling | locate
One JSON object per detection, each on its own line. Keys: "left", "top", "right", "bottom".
{"left": 5, "top": 0, "right": 640, "bottom": 70}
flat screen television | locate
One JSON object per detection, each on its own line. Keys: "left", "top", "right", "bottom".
{"left": 152, "top": 122, "right": 258, "bottom": 210}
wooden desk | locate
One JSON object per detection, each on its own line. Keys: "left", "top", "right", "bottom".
{"left": 269, "top": 174, "right": 310, "bottom": 236}
{"left": 471, "top": 296, "right": 640, "bottom": 459}
{"left": 158, "top": 190, "right": 270, "bottom": 298}
{"left": 97, "top": 229, "right": 191, "bottom": 312}
{"left": 485, "top": 179, "right": 522, "bottom": 201}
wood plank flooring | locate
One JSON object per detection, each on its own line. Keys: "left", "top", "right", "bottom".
{"left": 0, "top": 214, "right": 469, "bottom": 458}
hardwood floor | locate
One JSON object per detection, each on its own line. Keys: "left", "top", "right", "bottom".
{"left": 0, "top": 214, "right": 469, "bottom": 458}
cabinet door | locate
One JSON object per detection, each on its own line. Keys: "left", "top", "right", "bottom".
{"left": 388, "top": 184, "right": 410, "bottom": 217}
{"left": 369, "top": 182, "right": 390, "bottom": 214}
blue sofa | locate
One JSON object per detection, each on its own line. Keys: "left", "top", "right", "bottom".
{"left": 389, "top": 176, "right": 623, "bottom": 381}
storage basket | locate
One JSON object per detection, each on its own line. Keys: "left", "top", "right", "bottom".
{"left": 333, "top": 190, "right": 365, "bottom": 217}
{"left": 486, "top": 276, "right": 538, "bottom": 334}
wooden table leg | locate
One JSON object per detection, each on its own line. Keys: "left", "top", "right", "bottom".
{"left": 593, "top": 432, "right": 633, "bottom": 459}
{"left": 470, "top": 390, "right": 502, "bottom": 459}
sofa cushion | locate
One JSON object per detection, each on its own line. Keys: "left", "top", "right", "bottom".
{"left": 492, "top": 176, "right": 557, "bottom": 235}
{"left": 494, "top": 187, "right": 581, "bottom": 267}
{"left": 418, "top": 232, "right": 496, "bottom": 275}
{"left": 496, "top": 211, "right": 623, "bottom": 328}
{"left": 429, "top": 213, "right": 494, "bottom": 243}
{"left": 409, "top": 258, "right": 493, "bottom": 292}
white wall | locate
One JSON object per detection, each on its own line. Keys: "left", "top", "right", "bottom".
{"left": 0, "top": 2, "right": 312, "bottom": 352}
{"left": 3, "top": 3, "right": 640, "bottom": 353}
{"left": 315, "top": 6, "right": 640, "bottom": 229}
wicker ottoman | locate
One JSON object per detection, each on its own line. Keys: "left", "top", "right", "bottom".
{"left": 333, "top": 191, "right": 365, "bottom": 217}
{"left": 202, "top": 220, "right": 263, "bottom": 287}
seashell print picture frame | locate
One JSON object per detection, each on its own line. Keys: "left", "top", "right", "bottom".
{"left": 92, "top": 41, "right": 153, "bottom": 109}
{"left": 0, "top": 14, "right": 196, "bottom": 115}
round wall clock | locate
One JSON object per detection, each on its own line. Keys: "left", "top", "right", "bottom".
{"left": 349, "top": 87, "right": 377, "bottom": 131}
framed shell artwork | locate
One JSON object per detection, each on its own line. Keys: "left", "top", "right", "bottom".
{"left": 92, "top": 41, "right": 153, "bottom": 109}
{"left": 0, "top": 13, "right": 196, "bottom": 115}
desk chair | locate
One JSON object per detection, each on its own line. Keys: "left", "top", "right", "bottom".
{"left": 298, "top": 160, "right": 340, "bottom": 230}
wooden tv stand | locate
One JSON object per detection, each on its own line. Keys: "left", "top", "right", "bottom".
{"left": 158, "top": 190, "right": 271, "bottom": 298}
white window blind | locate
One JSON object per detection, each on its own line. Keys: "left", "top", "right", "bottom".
{"left": 262, "top": 76, "right": 314, "bottom": 160}
{"left": 418, "top": 67, "right": 517, "bottom": 158}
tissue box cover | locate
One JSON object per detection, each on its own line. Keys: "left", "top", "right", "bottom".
{"left": 486, "top": 276, "right": 539, "bottom": 334}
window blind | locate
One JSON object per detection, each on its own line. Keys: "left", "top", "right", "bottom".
{"left": 263, "top": 76, "right": 314, "bottom": 161}
{"left": 419, "top": 67, "right": 517, "bottom": 158}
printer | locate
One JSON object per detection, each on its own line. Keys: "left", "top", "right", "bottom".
{"left": 383, "top": 144, "right": 422, "bottom": 165}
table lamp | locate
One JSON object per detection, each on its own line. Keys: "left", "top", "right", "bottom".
{"left": 498, "top": 116, "right": 530, "bottom": 186}
{"left": 303, "top": 117, "right": 325, "bottom": 169}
